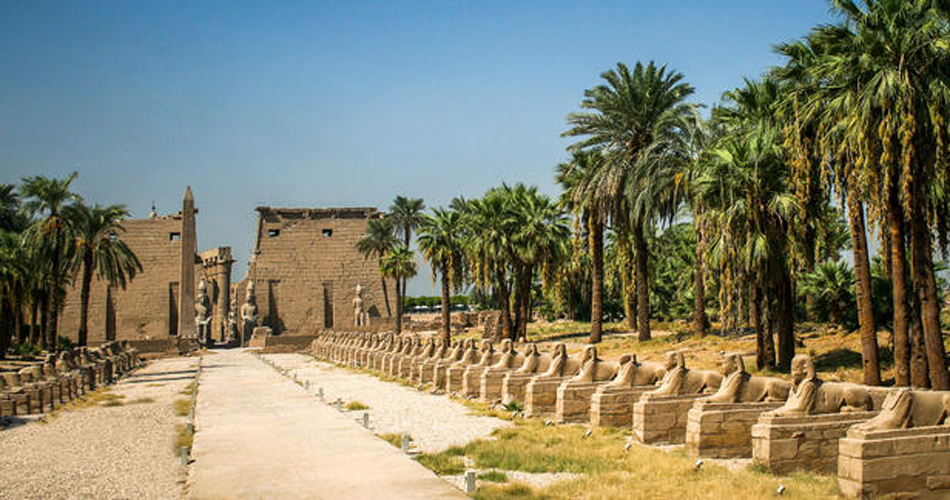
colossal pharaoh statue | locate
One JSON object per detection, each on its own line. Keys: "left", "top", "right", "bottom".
{"left": 241, "top": 282, "right": 260, "bottom": 344}
{"left": 195, "top": 280, "right": 212, "bottom": 346}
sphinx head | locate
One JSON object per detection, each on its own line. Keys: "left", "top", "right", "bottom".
{"left": 500, "top": 339, "right": 513, "bottom": 353}
{"left": 525, "top": 343, "right": 539, "bottom": 356}
{"left": 553, "top": 343, "right": 567, "bottom": 358}
{"left": 790, "top": 354, "right": 816, "bottom": 385}
{"left": 721, "top": 352, "right": 745, "bottom": 376}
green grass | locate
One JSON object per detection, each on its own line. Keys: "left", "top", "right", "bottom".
{"left": 416, "top": 450, "right": 466, "bottom": 475}
{"left": 478, "top": 470, "right": 509, "bottom": 483}
{"left": 474, "top": 483, "right": 543, "bottom": 500}
{"left": 179, "top": 382, "right": 196, "bottom": 395}
{"left": 345, "top": 401, "right": 370, "bottom": 411}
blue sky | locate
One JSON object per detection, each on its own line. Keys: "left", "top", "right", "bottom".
{"left": 0, "top": 1, "right": 836, "bottom": 294}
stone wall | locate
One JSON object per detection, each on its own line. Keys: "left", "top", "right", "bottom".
{"left": 236, "top": 207, "right": 388, "bottom": 337}
{"left": 633, "top": 393, "right": 707, "bottom": 444}
{"left": 60, "top": 214, "right": 191, "bottom": 343}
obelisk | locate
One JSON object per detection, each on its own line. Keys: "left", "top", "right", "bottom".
{"left": 178, "top": 187, "right": 197, "bottom": 338}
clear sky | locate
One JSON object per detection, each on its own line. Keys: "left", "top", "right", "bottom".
{"left": 0, "top": 1, "right": 837, "bottom": 294}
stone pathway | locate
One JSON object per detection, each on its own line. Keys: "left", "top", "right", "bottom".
{"left": 188, "top": 349, "right": 464, "bottom": 499}
{"left": 0, "top": 356, "right": 197, "bottom": 500}
{"left": 261, "top": 353, "right": 511, "bottom": 453}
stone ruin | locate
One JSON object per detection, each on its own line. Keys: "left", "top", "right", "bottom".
{"left": 307, "top": 331, "right": 950, "bottom": 499}
{"left": 1, "top": 342, "right": 142, "bottom": 418}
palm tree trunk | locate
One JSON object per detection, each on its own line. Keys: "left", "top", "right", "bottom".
{"left": 623, "top": 259, "right": 637, "bottom": 332}
{"left": 495, "top": 268, "right": 513, "bottom": 340}
{"left": 589, "top": 215, "right": 604, "bottom": 344}
{"left": 774, "top": 259, "right": 796, "bottom": 371}
{"left": 78, "top": 253, "right": 94, "bottom": 347}
{"left": 909, "top": 196, "right": 950, "bottom": 390}
{"left": 395, "top": 277, "right": 403, "bottom": 334}
{"left": 30, "top": 298, "right": 39, "bottom": 345}
{"left": 439, "top": 261, "right": 451, "bottom": 345}
{"left": 693, "top": 223, "right": 707, "bottom": 337}
{"left": 0, "top": 299, "right": 12, "bottom": 360}
{"left": 380, "top": 272, "right": 392, "bottom": 317}
{"left": 512, "top": 265, "right": 524, "bottom": 341}
{"left": 847, "top": 197, "right": 881, "bottom": 385}
{"left": 761, "top": 285, "right": 777, "bottom": 368}
{"left": 520, "top": 266, "right": 532, "bottom": 341}
{"left": 633, "top": 219, "right": 651, "bottom": 341}
{"left": 887, "top": 188, "right": 911, "bottom": 386}
{"left": 750, "top": 281, "right": 766, "bottom": 369}
{"left": 909, "top": 293, "right": 931, "bottom": 388}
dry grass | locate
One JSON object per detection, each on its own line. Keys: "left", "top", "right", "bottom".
{"left": 377, "top": 432, "right": 410, "bottom": 448}
{"left": 419, "top": 420, "right": 836, "bottom": 499}
{"left": 344, "top": 401, "right": 370, "bottom": 411}
{"left": 173, "top": 423, "right": 193, "bottom": 454}
{"left": 173, "top": 398, "right": 191, "bottom": 417}
{"left": 178, "top": 381, "right": 196, "bottom": 395}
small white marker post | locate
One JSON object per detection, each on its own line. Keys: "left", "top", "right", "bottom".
{"left": 318, "top": 388, "right": 324, "bottom": 400}
{"left": 362, "top": 412, "right": 369, "bottom": 428}
{"left": 465, "top": 470, "right": 476, "bottom": 493}
{"left": 401, "top": 434, "right": 410, "bottom": 453}
{"left": 179, "top": 446, "right": 189, "bottom": 466}
{"left": 305, "top": 380, "right": 310, "bottom": 390}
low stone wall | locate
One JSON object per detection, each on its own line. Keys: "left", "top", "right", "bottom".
{"left": 555, "top": 381, "right": 605, "bottom": 424}
{"left": 501, "top": 372, "right": 535, "bottom": 405}
{"left": 838, "top": 425, "right": 950, "bottom": 498}
{"left": 445, "top": 365, "right": 469, "bottom": 395}
{"left": 257, "top": 334, "right": 317, "bottom": 354}
{"left": 633, "top": 393, "right": 707, "bottom": 444}
{"left": 590, "top": 385, "right": 655, "bottom": 428}
{"left": 752, "top": 411, "right": 877, "bottom": 474}
{"left": 525, "top": 376, "right": 570, "bottom": 418}
{"left": 480, "top": 369, "right": 510, "bottom": 402}
{"left": 685, "top": 401, "right": 784, "bottom": 458}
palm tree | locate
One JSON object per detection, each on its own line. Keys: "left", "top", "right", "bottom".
{"left": 417, "top": 209, "right": 466, "bottom": 344}
{"left": 356, "top": 217, "right": 398, "bottom": 317}
{"left": 461, "top": 190, "right": 515, "bottom": 339}
{"left": 65, "top": 202, "right": 142, "bottom": 346}
{"left": 380, "top": 245, "right": 417, "bottom": 334}
{"left": 0, "top": 231, "right": 28, "bottom": 358}
{"left": 564, "top": 61, "right": 697, "bottom": 343}
{"left": 800, "top": 261, "right": 855, "bottom": 328}
{"left": 20, "top": 172, "right": 80, "bottom": 350}
{"left": 389, "top": 196, "right": 426, "bottom": 313}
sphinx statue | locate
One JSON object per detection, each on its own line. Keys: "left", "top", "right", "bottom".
{"left": 555, "top": 345, "right": 623, "bottom": 423}
{"left": 431, "top": 339, "right": 469, "bottom": 389}
{"left": 855, "top": 388, "right": 950, "bottom": 431}
{"left": 771, "top": 354, "right": 872, "bottom": 416}
{"left": 517, "top": 343, "right": 542, "bottom": 374}
{"left": 448, "top": 340, "right": 493, "bottom": 395}
{"left": 524, "top": 343, "right": 585, "bottom": 418}
{"left": 706, "top": 352, "right": 790, "bottom": 404}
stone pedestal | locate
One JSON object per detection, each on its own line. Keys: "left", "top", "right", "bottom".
{"left": 590, "top": 385, "right": 655, "bottom": 428}
{"left": 461, "top": 366, "right": 489, "bottom": 398}
{"left": 752, "top": 411, "right": 877, "bottom": 474}
{"left": 480, "top": 369, "right": 512, "bottom": 402}
{"left": 556, "top": 381, "right": 606, "bottom": 423}
{"left": 416, "top": 359, "right": 440, "bottom": 385}
{"left": 525, "top": 376, "right": 570, "bottom": 418}
{"left": 685, "top": 401, "right": 784, "bottom": 458}
{"left": 445, "top": 365, "right": 469, "bottom": 394}
{"left": 633, "top": 393, "right": 707, "bottom": 444}
{"left": 501, "top": 372, "right": 536, "bottom": 405}
{"left": 838, "top": 425, "right": 950, "bottom": 498}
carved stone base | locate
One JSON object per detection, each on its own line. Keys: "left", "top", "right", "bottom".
{"left": 461, "top": 367, "right": 488, "bottom": 398}
{"left": 555, "top": 381, "right": 606, "bottom": 423}
{"left": 633, "top": 393, "right": 707, "bottom": 444}
{"left": 525, "top": 376, "right": 570, "bottom": 418}
{"left": 685, "top": 401, "right": 784, "bottom": 458}
{"left": 501, "top": 372, "right": 535, "bottom": 406}
{"left": 590, "top": 385, "right": 654, "bottom": 428}
{"left": 445, "top": 365, "right": 468, "bottom": 394}
{"left": 480, "top": 369, "right": 511, "bottom": 402}
{"left": 752, "top": 411, "right": 877, "bottom": 474}
{"left": 432, "top": 363, "right": 454, "bottom": 390}
{"left": 417, "top": 360, "right": 440, "bottom": 385}
{"left": 838, "top": 425, "right": 950, "bottom": 498}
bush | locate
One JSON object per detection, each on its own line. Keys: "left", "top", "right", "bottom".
{"left": 56, "top": 335, "right": 74, "bottom": 351}
{"left": 12, "top": 342, "right": 41, "bottom": 356}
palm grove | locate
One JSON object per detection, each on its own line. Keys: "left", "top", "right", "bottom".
{"left": 0, "top": 173, "right": 141, "bottom": 358}
{"left": 363, "top": 0, "right": 950, "bottom": 390}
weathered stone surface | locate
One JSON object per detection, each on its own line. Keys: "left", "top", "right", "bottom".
{"left": 685, "top": 400, "right": 784, "bottom": 458}
{"left": 554, "top": 382, "right": 603, "bottom": 424}
{"left": 525, "top": 376, "right": 570, "bottom": 418}
{"left": 590, "top": 385, "right": 655, "bottom": 428}
{"left": 632, "top": 393, "right": 707, "bottom": 444}
{"left": 752, "top": 411, "right": 877, "bottom": 473}
{"left": 838, "top": 425, "right": 950, "bottom": 498}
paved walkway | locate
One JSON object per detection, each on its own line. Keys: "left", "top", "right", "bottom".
{"left": 261, "top": 353, "right": 510, "bottom": 453}
{"left": 188, "top": 349, "right": 464, "bottom": 499}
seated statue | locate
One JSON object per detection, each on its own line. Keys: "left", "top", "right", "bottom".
{"left": 771, "top": 354, "right": 872, "bottom": 416}
{"left": 606, "top": 354, "right": 663, "bottom": 388}
{"left": 855, "top": 388, "right": 950, "bottom": 431}
{"left": 517, "top": 343, "right": 542, "bottom": 373}
{"left": 650, "top": 351, "right": 721, "bottom": 396}
{"left": 489, "top": 339, "right": 520, "bottom": 370}
{"left": 569, "top": 345, "right": 615, "bottom": 383}
{"left": 706, "top": 352, "right": 790, "bottom": 403}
